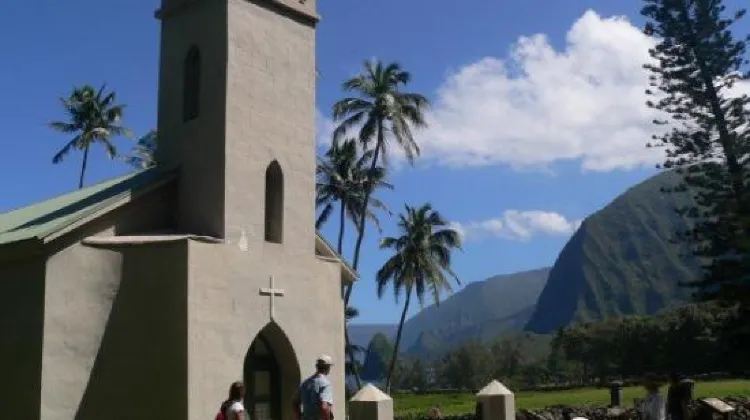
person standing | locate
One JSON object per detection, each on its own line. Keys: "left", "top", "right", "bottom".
{"left": 294, "top": 355, "right": 335, "bottom": 420}
{"left": 217, "top": 381, "right": 246, "bottom": 420}
{"left": 667, "top": 373, "right": 690, "bottom": 420}
{"left": 642, "top": 374, "right": 667, "bottom": 420}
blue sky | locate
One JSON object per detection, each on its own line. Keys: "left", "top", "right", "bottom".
{"left": 1, "top": 0, "right": 747, "bottom": 324}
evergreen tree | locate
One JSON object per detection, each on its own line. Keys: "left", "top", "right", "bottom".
{"left": 361, "top": 333, "right": 395, "bottom": 382}
{"left": 401, "top": 359, "right": 429, "bottom": 390}
{"left": 642, "top": 0, "right": 750, "bottom": 316}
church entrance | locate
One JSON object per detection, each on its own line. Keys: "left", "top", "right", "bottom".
{"left": 244, "top": 322, "right": 301, "bottom": 420}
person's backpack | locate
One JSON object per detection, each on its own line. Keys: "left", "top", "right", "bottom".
{"left": 215, "top": 400, "right": 230, "bottom": 420}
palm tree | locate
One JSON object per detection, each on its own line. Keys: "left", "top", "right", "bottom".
{"left": 331, "top": 60, "right": 429, "bottom": 309}
{"left": 376, "top": 203, "right": 461, "bottom": 393}
{"left": 120, "top": 130, "right": 157, "bottom": 170}
{"left": 316, "top": 137, "right": 395, "bottom": 390}
{"left": 315, "top": 138, "right": 392, "bottom": 254}
{"left": 49, "top": 84, "right": 131, "bottom": 189}
{"left": 316, "top": 138, "right": 394, "bottom": 389}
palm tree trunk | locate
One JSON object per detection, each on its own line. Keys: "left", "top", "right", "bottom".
{"left": 338, "top": 201, "right": 347, "bottom": 297}
{"left": 335, "top": 200, "right": 363, "bottom": 390}
{"left": 337, "top": 200, "right": 346, "bottom": 254}
{"left": 342, "top": 119, "right": 385, "bottom": 392}
{"left": 78, "top": 145, "right": 90, "bottom": 189}
{"left": 345, "top": 328, "right": 362, "bottom": 390}
{"left": 385, "top": 285, "right": 412, "bottom": 395}
{"left": 349, "top": 120, "right": 384, "bottom": 273}
{"left": 344, "top": 119, "right": 384, "bottom": 306}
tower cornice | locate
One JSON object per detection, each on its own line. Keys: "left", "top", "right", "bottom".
{"left": 155, "top": 0, "right": 319, "bottom": 26}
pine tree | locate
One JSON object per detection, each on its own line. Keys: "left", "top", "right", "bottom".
{"left": 641, "top": 0, "right": 750, "bottom": 310}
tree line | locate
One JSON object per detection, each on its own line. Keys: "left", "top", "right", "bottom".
{"left": 547, "top": 303, "right": 747, "bottom": 386}
{"left": 359, "top": 302, "right": 746, "bottom": 392}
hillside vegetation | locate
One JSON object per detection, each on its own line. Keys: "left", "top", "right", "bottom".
{"left": 353, "top": 170, "right": 704, "bottom": 357}
{"left": 401, "top": 268, "right": 550, "bottom": 358}
{"left": 526, "top": 171, "right": 698, "bottom": 333}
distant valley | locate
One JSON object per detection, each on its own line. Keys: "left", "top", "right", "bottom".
{"left": 350, "top": 169, "right": 700, "bottom": 361}
{"left": 349, "top": 268, "right": 548, "bottom": 359}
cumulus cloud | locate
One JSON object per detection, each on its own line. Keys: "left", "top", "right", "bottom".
{"left": 419, "top": 10, "right": 665, "bottom": 172}
{"left": 316, "top": 109, "right": 334, "bottom": 147}
{"left": 451, "top": 210, "right": 582, "bottom": 242}
{"left": 318, "top": 10, "right": 749, "bottom": 172}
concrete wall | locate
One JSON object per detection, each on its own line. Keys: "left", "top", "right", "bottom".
{"left": 186, "top": 240, "right": 346, "bottom": 420}
{"left": 156, "top": 0, "right": 228, "bottom": 238}
{"left": 38, "top": 183, "right": 176, "bottom": 420}
{"left": 73, "top": 242, "right": 188, "bottom": 420}
{"left": 223, "top": 0, "right": 317, "bottom": 255}
{"left": 41, "top": 244, "right": 122, "bottom": 420}
{"left": 156, "top": 0, "right": 317, "bottom": 247}
{"left": 0, "top": 255, "right": 46, "bottom": 419}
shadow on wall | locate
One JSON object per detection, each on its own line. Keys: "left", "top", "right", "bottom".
{"left": 0, "top": 257, "right": 45, "bottom": 419}
{"left": 74, "top": 242, "right": 188, "bottom": 420}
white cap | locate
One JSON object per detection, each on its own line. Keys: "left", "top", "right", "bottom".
{"left": 316, "top": 354, "right": 333, "bottom": 366}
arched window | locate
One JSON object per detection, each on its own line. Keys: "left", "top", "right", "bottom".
{"left": 183, "top": 46, "right": 201, "bottom": 122}
{"left": 264, "top": 161, "right": 284, "bottom": 243}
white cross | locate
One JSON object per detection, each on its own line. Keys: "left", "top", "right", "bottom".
{"left": 259, "top": 275, "right": 285, "bottom": 320}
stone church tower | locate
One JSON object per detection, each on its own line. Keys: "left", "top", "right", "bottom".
{"left": 0, "top": 1, "right": 354, "bottom": 419}
{"left": 155, "top": 0, "right": 318, "bottom": 252}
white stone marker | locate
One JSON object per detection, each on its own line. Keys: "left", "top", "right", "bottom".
{"left": 476, "top": 380, "right": 515, "bottom": 420}
{"left": 349, "top": 384, "right": 394, "bottom": 420}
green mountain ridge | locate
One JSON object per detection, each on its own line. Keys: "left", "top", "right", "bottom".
{"left": 525, "top": 170, "right": 699, "bottom": 333}
{"left": 404, "top": 304, "right": 539, "bottom": 359}
{"left": 350, "top": 170, "right": 703, "bottom": 359}
{"left": 399, "top": 268, "right": 550, "bottom": 358}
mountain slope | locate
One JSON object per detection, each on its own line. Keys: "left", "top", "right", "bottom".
{"left": 399, "top": 268, "right": 550, "bottom": 357}
{"left": 349, "top": 324, "right": 397, "bottom": 349}
{"left": 525, "top": 170, "right": 699, "bottom": 333}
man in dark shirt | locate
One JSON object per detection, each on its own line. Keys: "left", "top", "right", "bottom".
{"left": 667, "top": 373, "right": 690, "bottom": 420}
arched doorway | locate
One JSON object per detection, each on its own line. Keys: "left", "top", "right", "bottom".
{"left": 244, "top": 322, "right": 300, "bottom": 420}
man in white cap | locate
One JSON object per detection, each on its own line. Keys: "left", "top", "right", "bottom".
{"left": 293, "top": 355, "right": 334, "bottom": 420}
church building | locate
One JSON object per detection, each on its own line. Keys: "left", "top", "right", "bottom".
{"left": 0, "top": 0, "right": 355, "bottom": 419}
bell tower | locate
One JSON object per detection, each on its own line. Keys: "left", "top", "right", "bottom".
{"left": 154, "top": 0, "right": 319, "bottom": 256}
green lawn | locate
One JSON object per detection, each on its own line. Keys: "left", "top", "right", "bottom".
{"left": 393, "top": 380, "right": 750, "bottom": 416}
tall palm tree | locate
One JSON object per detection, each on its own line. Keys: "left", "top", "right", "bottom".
{"left": 49, "top": 84, "right": 131, "bottom": 189}
{"left": 316, "top": 138, "right": 393, "bottom": 390}
{"left": 332, "top": 60, "right": 429, "bottom": 308}
{"left": 376, "top": 203, "right": 461, "bottom": 393}
{"left": 120, "top": 130, "right": 157, "bottom": 170}
{"left": 315, "top": 138, "right": 392, "bottom": 254}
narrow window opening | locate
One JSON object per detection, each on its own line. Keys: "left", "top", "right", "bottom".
{"left": 264, "top": 161, "right": 284, "bottom": 243}
{"left": 183, "top": 46, "right": 201, "bottom": 122}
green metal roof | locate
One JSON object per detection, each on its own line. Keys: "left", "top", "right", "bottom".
{"left": 0, "top": 166, "right": 358, "bottom": 278}
{"left": 0, "top": 167, "right": 173, "bottom": 246}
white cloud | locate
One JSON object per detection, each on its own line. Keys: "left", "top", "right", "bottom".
{"left": 316, "top": 108, "right": 336, "bottom": 148}
{"left": 318, "top": 10, "right": 749, "bottom": 172}
{"left": 419, "top": 10, "right": 665, "bottom": 172}
{"left": 452, "top": 210, "right": 582, "bottom": 242}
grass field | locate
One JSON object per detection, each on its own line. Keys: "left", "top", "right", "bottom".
{"left": 392, "top": 379, "right": 750, "bottom": 415}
